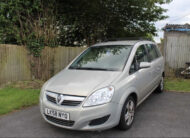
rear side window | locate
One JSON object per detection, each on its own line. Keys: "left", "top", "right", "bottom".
{"left": 146, "top": 44, "right": 159, "bottom": 61}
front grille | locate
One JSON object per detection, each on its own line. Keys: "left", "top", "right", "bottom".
{"left": 46, "top": 91, "right": 85, "bottom": 106}
{"left": 46, "top": 95, "right": 56, "bottom": 104}
{"left": 61, "top": 100, "right": 81, "bottom": 106}
{"left": 45, "top": 115, "right": 75, "bottom": 127}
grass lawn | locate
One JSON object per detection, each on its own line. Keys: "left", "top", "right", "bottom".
{"left": 164, "top": 78, "right": 190, "bottom": 92}
{"left": 0, "top": 87, "right": 40, "bottom": 115}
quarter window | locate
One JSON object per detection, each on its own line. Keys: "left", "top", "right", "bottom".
{"left": 154, "top": 45, "right": 162, "bottom": 57}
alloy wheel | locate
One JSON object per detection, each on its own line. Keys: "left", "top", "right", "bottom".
{"left": 125, "top": 100, "right": 135, "bottom": 126}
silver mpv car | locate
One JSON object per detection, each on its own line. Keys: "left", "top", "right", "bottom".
{"left": 40, "top": 40, "right": 164, "bottom": 131}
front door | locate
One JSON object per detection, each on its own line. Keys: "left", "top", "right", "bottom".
{"left": 129, "top": 44, "right": 152, "bottom": 101}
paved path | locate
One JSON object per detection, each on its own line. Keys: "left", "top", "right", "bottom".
{"left": 0, "top": 92, "right": 190, "bottom": 137}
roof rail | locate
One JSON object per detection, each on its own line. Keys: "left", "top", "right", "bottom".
{"left": 102, "top": 37, "right": 152, "bottom": 42}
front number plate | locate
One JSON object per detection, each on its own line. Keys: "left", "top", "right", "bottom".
{"left": 45, "top": 108, "right": 70, "bottom": 120}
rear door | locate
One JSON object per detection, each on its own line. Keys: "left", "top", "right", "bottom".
{"left": 145, "top": 44, "right": 161, "bottom": 89}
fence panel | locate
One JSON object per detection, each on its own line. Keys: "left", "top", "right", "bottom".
{"left": 0, "top": 44, "right": 86, "bottom": 85}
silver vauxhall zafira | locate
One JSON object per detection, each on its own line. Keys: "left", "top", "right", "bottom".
{"left": 40, "top": 40, "right": 164, "bottom": 131}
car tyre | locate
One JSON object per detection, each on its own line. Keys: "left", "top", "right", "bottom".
{"left": 156, "top": 76, "right": 164, "bottom": 93}
{"left": 118, "top": 96, "right": 136, "bottom": 130}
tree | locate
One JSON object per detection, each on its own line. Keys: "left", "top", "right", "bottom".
{"left": 58, "top": 0, "right": 171, "bottom": 46}
{"left": 0, "top": 0, "right": 58, "bottom": 56}
{"left": 0, "top": 0, "right": 171, "bottom": 52}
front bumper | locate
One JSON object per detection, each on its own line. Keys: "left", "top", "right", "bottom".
{"left": 40, "top": 98, "right": 122, "bottom": 131}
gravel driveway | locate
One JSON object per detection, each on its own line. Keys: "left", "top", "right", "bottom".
{"left": 0, "top": 92, "right": 190, "bottom": 137}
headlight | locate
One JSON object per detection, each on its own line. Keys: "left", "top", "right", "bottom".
{"left": 83, "top": 86, "right": 114, "bottom": 107}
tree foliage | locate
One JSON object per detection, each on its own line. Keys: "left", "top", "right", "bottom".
{"left": 0, "top": 0, "right": 58, "bottom": 56}
{"left": 0, "top": 0, "right": 171, "bottom": 56}
{"left": 58, "top": 0, "right": 171, "bottom": 45}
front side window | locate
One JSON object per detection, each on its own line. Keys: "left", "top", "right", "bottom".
{"left": 129, "top": 45, "right": 148, "bottom": 74}
{"left": 69, "top": 45, "right": 133, "bottom": 71}
{"left": 146, "top": 44, "right": 159, "bottom": 61}
{"left": 136, "top": 45, "right": 149, "bottom": 63}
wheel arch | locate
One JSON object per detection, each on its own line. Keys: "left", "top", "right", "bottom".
{"left": 119, "top": 89, "right": 139, "bottom": 107}
{"left": 115, "top": 88, "right": 139, "bottom": 126}
{"left": 129, "top": 92, "right": 138, "bottom": 106}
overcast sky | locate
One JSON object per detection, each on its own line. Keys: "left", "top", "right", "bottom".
{"left": 154, "top": 0, "right": 190, "bottom": 43}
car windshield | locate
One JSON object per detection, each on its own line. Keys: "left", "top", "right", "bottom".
{"left": 69, "top": 45, "right": 133, "bottom": 71}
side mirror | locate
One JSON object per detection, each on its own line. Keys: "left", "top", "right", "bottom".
{"left": 140, "top": 62, "right": 151, "bottom": 69}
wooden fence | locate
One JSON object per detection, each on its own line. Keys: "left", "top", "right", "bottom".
{"left": 0, "top": 44, "right": 86, "bottom": 85}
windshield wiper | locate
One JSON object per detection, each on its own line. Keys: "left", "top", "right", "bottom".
{"left": 69, "top": 67, "right": 119, "bottom": 71}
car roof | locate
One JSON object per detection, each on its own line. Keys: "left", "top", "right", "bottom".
{"left": 92, "top": 40, "right": 153, "bottom": 47}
